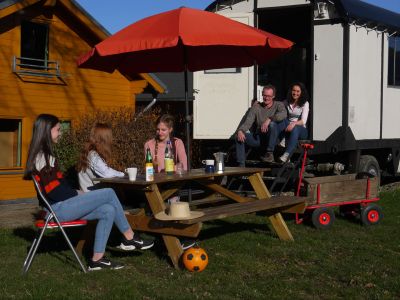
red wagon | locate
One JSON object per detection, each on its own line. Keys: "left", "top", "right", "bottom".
{"left": 296, "top": 173, "right": 382, "bottom": 228}
{"left": 290, "top": 143, "right": 383, "bottom": 229}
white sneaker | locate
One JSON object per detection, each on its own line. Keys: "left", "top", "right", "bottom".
{"left": 279, "top": 152, "right": 290, "bottom": 163}
{"left": 279, "top": 138, "right": 286, "bottom": 147}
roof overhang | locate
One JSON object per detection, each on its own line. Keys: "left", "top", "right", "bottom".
{"left": 334, "top": 0, "right": 400, "bottom": 33}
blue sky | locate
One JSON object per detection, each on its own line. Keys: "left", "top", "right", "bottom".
{"left": 75, "top": 0, "right": 400, "bottom": 34}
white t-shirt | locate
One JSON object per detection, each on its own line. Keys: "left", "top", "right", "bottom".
{"left": 78, "top": 150, "right": 124, "bottom": 192}
{"left": 287, "top": 101, "right": 309, "bottom": 127}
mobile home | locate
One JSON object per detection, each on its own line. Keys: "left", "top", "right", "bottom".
{"left": 194, "top": 0, "right": 400, "bottom": 177}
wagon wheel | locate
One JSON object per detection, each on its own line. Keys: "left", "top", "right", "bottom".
{"left": 360, "top": 204, "right": 383, "bottom": 226}
{"left": 311, "top": 207, "right": 335, "bottom": 229}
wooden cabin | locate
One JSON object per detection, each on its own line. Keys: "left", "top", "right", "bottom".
{"left": 0, "top": 0, "right": 165, "bottom": 202}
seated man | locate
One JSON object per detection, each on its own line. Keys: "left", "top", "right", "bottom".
{"left": 235, "top": 84, "right": 287, "bottom": 165}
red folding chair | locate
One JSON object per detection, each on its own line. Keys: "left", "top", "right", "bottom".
{"left": 22, "top": 176, "right": 88, "bottom": 274}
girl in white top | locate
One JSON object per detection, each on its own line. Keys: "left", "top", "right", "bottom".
{"left": 279, "top": 82, "right": 310, "bottom": 163}
{"left": 78, "top": 123, "right": 124, "bottom": 192}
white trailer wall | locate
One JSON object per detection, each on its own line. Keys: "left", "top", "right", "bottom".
{"left": 348, "top": 26, "right": 381, "bottom": 140}
{"left": 312, "top": 24, "right": 343, "bottom": 141}
{"left": 382, "top": 37, "right": 400, "bottom": 139}
{"left": 193, "top": 12, "right": 254, "bottom": 139}
{"left": 214, "top": 0, "right": 254, "bottom": 12}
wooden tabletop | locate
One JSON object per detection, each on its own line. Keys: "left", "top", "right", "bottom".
{"left": 93, "top": 167, "right": 270, "bottom": 185}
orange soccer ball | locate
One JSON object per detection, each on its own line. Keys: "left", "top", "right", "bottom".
{"left": 182, "top": 246, "right": 208, "bottom": 272}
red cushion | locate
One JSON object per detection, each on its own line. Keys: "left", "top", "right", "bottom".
{"left": 35, "top": 219, "right": 87, "bottom": 229}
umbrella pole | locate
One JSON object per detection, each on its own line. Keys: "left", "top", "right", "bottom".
{"left": 184, "top": 67, "right": 192, "bottom": 202}
{"left": 184, "top": 69, "right": 191, "bottom": 171}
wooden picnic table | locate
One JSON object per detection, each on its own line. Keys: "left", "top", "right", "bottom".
{"left": 94, "top": 167, "right": 305, "bottom": 269}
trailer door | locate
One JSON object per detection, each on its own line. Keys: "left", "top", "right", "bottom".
{"left": 193, "top": 13, "right": 254, "bottom": 140}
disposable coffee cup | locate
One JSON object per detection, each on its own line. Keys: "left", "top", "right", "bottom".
{"left": 201, "top": 159, "right": 214, "bottom": 166}
{"left": 125, "top": 167, "right": 137, "bottom": 181}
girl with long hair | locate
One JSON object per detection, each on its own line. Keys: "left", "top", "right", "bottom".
{"left": 25, "top": 114, "right": 153, "bottom": 271}
{"left": 279, "top": 82, "right": 310, "bottom": 163}
{"left": 144, "top": 114, "right": 187, "bottom": 173}
{"left": 144, "top": 114, "right": 194, "bottom": 249}
{"left": 77, "top": 123, "right": 124, "bottom": 192}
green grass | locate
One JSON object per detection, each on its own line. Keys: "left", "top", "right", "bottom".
{"left": 1, "top": 189, "right": 400, "bottom": 299}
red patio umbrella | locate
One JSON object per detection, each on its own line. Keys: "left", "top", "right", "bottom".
{"left": 77, "top": 7, "right": 293, "bottom": 169}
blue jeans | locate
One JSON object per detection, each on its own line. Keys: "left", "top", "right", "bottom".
{"left": 51, "top": 188, "right": 131, "bottom": 254}
{"left": 236, "top": 132, "right": 260, "bottom": 167}
{"left": 284, "top": 124, "right": 308, "bottom": 155}
{"left": 236, "top": 120, "right": 287, "bottom": 166}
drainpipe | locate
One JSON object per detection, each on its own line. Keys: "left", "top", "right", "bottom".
{"left": 253, "top": 0, "right": 259, "bottom": 100}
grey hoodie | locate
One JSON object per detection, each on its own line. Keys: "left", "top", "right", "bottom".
{"left": 238, "top": 101, "right": 287, "bottom": 133}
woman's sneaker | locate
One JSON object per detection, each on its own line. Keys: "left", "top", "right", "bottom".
{"left": 88, "top": 257, "right": 124, "bottom": 271}
{"left": 279, "top": 138, "right": 286, "bottom": 147}
{"left": 279, "top": 152, "right": 290, "bottom": 163}
{"left": 119, "top": 234, "right": 154, "bottom": 251}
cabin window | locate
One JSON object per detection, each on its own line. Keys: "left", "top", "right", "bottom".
{"left": 388, "top": 36, "right": 400, "bottom": 87}
{"left": 20, "top": 21, "right": 49, "bottom": 68}
{"left": 0, "top": 119, "right": 22, "bottom": 168}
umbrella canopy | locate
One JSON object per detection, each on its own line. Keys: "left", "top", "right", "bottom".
{"left": 77, "top": 7, "right": 293, "bottom": 176}
{"left": 77, "top": 7, "right": 293, "bottom": 75}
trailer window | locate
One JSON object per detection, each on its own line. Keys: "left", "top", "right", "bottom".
{"left": 388, "top": 36, "right": 400, "bottom": 87}
{"left": 204, "top": 68, "right": 241, "bottom": 74}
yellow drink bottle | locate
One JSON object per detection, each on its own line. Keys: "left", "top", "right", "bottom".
{"left": 165, "top": 140, "right": 175, "bottom": 175}
{"left": 145, "top": 148, "right": 154, "bottom": 181}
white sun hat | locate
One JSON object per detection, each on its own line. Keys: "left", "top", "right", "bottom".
{"left": 155, "top": 202, "right": 204, "bottom": 221}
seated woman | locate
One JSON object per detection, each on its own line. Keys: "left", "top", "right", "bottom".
{"left": 144, "top": 114, "right": 194, "bottom": 250}
{"left": 144, "top": 114, "right": 187, "bottom": 173}
{"left": 25, "top": 114, "right": 153, "bottom": 271}
{"left": 279, "top": 82, "right": 310, "bottom": 163}
{"left": 77, "top": 123, "right": 124, "bottom": 193}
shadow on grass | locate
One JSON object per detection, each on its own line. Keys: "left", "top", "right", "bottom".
{"left": 14, "top": 226, "right": 87, "bottom": 255}
{"left": 12, "top": 214, "right": 286, "bottom": 270}
{"left": 13, "top": 226, "right": 90, "bottom": 271}
{"left": 197, "top": 218, "right": 274, "bottom": 241}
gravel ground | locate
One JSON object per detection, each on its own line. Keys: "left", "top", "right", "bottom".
{"left": 380, "top": 180, "right": 400, "bottom": 192}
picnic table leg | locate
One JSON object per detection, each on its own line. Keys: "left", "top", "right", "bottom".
{"left": 248, "top": 172, "right": 294, "bottom": 241}
{"left": 145, "top": 184, "right": 183, "bottom": 269}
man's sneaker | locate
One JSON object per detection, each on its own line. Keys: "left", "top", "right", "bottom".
{"left": 279, "top": 152, "right": 290, "bottom": 163}
{"left": 260, "top": 152, "right": 274, "bottom": 163}
{"left": 181, "top": 239, "right": 196, "bottom": 250}
{"left": 88, "top": 257, "right": 124, "bottom": 271}
{"left": 119, "top": 234, "right": 154, "bottom": 251}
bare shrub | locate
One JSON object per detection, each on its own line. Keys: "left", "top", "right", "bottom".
{"left": 55, "top": 106, "right": 161, "bottom": 174}
{"left": 55, "top": 105, "right": 202, "bottom": 174}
